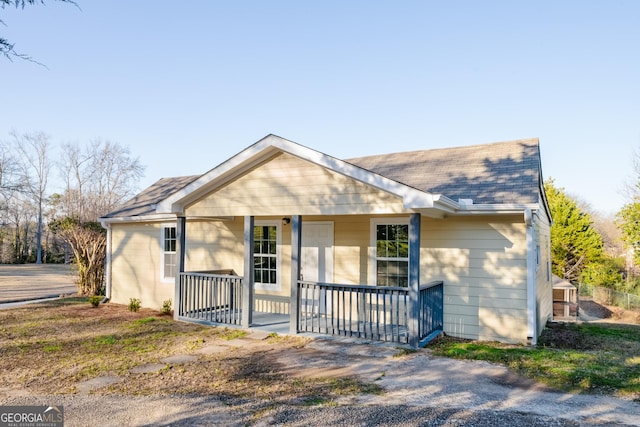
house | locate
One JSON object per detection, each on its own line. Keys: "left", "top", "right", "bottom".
{"left": 99, "top": 134, "right": 553, "bottom": 347}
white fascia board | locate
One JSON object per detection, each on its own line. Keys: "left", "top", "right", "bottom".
{"left": 99, "top": 213, "right": 177, "bottom": 225}
{"left": 456, "top": 203, "right": 541, "bottom": 215}
{"left": 156, "top": 134, "right": 436, "bottom": 213}
{"left": 156, "top": 137, "right": 281, "bottom": 213}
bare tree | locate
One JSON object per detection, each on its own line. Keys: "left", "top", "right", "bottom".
{"left": 622, "top": 146, "right": 640, "bottom": 202}
{"left": 53, "top": 139, "right": 144, "bottom": 295}
{"left": 12, "top": 131, "right": 50, "bottom": 264}
{"left": 59, "top": 139, "right": 144, "bottom": 221}
{"left": 58, "top": 142, "right": 90, "bottom": 221}
{"left": 1, "top": 0, "right": 78, "bottom": 63}
{"left": 591, "top": 211, "right": 624, "bottom": 258}
{"left": 575, "top": 195, "right": 625, "bottom": 258}
{"left": 0, "top": 140, "right": 28, "bottom": 262}
{"left": 0, "top": 141, "right": 21, "bottom": 205}
{"left": 3, "top": 192, "right": 35, "bottom": 263}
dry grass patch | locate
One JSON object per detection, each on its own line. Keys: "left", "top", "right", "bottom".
{"left": 0, "top": 298, "right": 381, "bottom": 404}
{"left": 0, "top": 298, "right": 219, "bottom": 394}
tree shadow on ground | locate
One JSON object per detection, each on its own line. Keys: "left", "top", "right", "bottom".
{"left": 579, "top": 298, "right": 613, "bottom": 320}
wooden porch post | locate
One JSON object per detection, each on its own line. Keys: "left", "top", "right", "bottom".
{"left": 173, "top": 216, "right": 186, "bottom": 321}
{"left": 290, "top": 215, "right": 302, "bottom": 334}
{"left": 242, "top": 216, "right": 255, "bottom": 328}
{"left": 408, "top": 212, "right": 421, "bottom": 348}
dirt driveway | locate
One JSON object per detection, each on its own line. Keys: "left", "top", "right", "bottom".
{"left": 0, "top": 264, "right": 77, "bottom": 303}
{"left": 3, "top": 330, "right": 640, "bottom": 426}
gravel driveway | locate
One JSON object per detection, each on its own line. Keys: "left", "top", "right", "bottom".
{"left": 3, "top": 337, "right": 639, "bottom": 426}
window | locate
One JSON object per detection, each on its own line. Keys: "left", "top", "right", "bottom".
{"left": 373, "top": 220, "right": 409, "bottom": 287}
{"left": 162, "top": 226, "right": 177, "bottom": 281}
{"left": 254, "top": 222, "right": 280, "bottom": 290}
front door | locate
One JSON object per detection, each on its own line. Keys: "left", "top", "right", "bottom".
{"left": 301, "top": 222, "right": 334, "bottom": 315}
{"left": 301, "top": 221, "right": 334, "bottom": 282}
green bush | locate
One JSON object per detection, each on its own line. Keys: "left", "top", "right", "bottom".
{"left": 89, "top": 295, "right": 102, "bottom": 307}
{"left": 161, "top": 299, "right": 172, "bottom": 315}
{"left": 128, "top": 298, "right": 141, "bottom": 312}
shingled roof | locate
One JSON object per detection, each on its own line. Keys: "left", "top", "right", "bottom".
{"left": 101, "top": 175, "right": 200, "bottom": 219}
{"left": 346, "top": 138, "right": 542, "bottom": 205}
{"left": 101, "top": 137, "right": 543, "bottom": 220}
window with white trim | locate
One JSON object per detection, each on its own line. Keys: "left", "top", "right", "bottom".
{"left": 372, "top": 219, "right": 409, "bottom": 287}
{"left": 254, "top": 222, "right": 281, "bottom": 291}
{"left": 162, "top": 225, "right": 177, "bottom": 281}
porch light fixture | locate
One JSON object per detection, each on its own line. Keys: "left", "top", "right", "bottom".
{"left": 282, "top": 217, "right": 291, "bottom": 225}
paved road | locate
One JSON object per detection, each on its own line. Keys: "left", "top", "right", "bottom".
{"left": 0, "top": 264, "right": 77, "bottom": 303}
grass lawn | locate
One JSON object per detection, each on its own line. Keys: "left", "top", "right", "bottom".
{"left": 3, "top": 297, "right": 639, "bottom": 402}
{"left": 429, "top": 321, "right": 640, "bottom": 400}
{"left": 0, "top": 297, "right": 380, "bottom": 403}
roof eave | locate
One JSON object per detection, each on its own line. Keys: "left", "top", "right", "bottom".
{"left": 456, "top": 203, "right": 542, "bottom": 215}
{"left": 99, "top": 213, "right": 178, "bottom": 225}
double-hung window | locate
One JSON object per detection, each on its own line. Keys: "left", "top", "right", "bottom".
{"left": 254, "top": 222, "right": 280, "bottom": 291}
{"left": 162, "top": 225, "right": 177, "bottom": 282}
{"left": 372, "top": 219, "right": 409, "bottom": 287}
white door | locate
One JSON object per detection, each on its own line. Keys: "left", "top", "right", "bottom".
{"left": 301, "top": 222, "right": 334, "bottom": 315}
{"left": 301, "top": 222, "right": 334, "bottom": 283}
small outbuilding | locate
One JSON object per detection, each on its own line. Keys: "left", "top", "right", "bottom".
{"left": 552, "top": 275, "right": 578, "bottom": 320}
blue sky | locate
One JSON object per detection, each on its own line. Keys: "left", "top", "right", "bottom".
{"left": 2, "top": 1, "right": 639, "bottom": 215}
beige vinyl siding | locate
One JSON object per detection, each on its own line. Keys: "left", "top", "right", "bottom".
{"left": 535, "top": 211, "right": 553, "bottom": 336}
{"left": 185, "top": 153, "right": 406, "bottom": 217}
{"left": 110, "top": 212, "right": 533, "bottom": 343}
{"left": 422, "top": 215, "right": 529, "bottom": 343}
{"left": 110, "top": 222, "right": 174, "bottom": 310}
{"left": 332, "top": 215, "right": 371, "bottom": 284}
{"left": 183, "top": 218, "right": 245, "bottom": 274}
{"left": 185, "top": 216, "right": 292, "bottom": 298}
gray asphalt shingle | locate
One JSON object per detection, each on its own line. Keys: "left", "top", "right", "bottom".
{"left": 101, "top": 138, "right": 542, "bottom": 219}
{"left": 346, "top": 138, "right": 541, "bottom": 205}
{"left": 101, "top": 175, "right": 199, "bottom": 219}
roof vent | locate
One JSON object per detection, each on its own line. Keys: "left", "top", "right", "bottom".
{"left": 458, "top": 199, "right": 474, "bottom": 206}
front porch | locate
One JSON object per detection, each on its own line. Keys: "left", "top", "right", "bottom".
{"left": 173, "top": 213, "right": 443, "bottom": 348}
{"left": 176, "top": 271, "right": 443, "bottom": 347}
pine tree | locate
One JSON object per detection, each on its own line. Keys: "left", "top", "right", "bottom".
{"left": 545, "top": 180, "right": 606, "bottom": 283}
{"left": 617, "top": 202, "right": 640, "bottom": 265}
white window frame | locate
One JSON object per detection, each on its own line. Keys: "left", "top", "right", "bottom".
{"left": 160, "top": 223, "right": 177, "bottom": 283}
{"left": 253, "top": 220, "right": 282, "bottom": 292}
{"left": 369, "top": 217, "right": 410, "bottom": 287}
